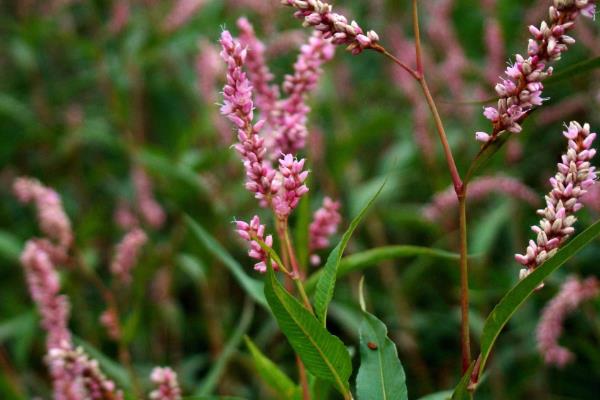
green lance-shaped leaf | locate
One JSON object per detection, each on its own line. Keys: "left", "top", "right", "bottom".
{"left": 314, "top": 178, "right": 387, "bottom": 325}
{"left": 356, "top": 279, "right": 408, "bottom": 400}
{"left": 244, "top": 336, "right": 301, "bottom": 400}
{"left": 452, "top": 219, "right": 600, "bottom": 399}
{"left": 264, "top": 266, "right": 352, "bottom": 397}
{"left": 185, "top": 215, "right": 268, "bottom": 309}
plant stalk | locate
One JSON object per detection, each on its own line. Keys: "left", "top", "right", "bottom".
{"left": 458, "top": 191, "right": 472, "bottom": 372}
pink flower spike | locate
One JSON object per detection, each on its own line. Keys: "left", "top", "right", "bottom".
{"left": 110, "top": 228, "right": 148, "bottom": 285}
{"left": 281, "top": 0, "right": 379, "bottom": 54}
{"left": 150, "top": 367, "right": 182, "bottom": 400}
{"left": 476, "top": 0, "right": 597, "bottom": 140}
{"left": 536, "top": 275, "right": 599, "bottom": 367}
{"left": 516, "top": 122, "right": 597, "bottom": 278}
{"left": 308, "top": 196, "right": 341, "bottom": 265}
{"left": 13, "top": 177, "right": 73, "bottom": 252}
{"left": 235, "top": 216, "right": 277, "bottom": 273}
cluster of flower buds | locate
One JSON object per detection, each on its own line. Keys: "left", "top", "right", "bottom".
{"left": 149, "top": 367, "right": 182, "bottom": 400}
{"left": 516, "top": 122, "right": 597, "bottom": 280}
{"left": 220, "top": 30, "right": 279, "bottom": 206}
{"left": 47, "top": 345, "right": 124, "bottom": 400}
{"left": 273, "top": 32, "right": 335, "bottom": 154}
{"left": 281, "top": 0, "right": 380, "bottom": 54}
{"left": 308, "top": 197, "right": 341, "bottom": 265}
{"left": 14, "top": 177, "right": 73, "bottom": 251}
{"left": 273, "top": 154, "right": 310, "bottom": 218}
{"left": 536, "top": 275, "right": 599, "bottom": 367}
{"left": 476, "top": 0, "right": 597, "bottom": 142}
{"left": 236, "top": 215, "right": 278, "bottom": 273}
{"left": 110, "top": 228, "right": 148, "bottom": 284}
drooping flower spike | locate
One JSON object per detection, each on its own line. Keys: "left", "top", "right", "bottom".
{"left": 281, "top": 0, "right": 380, "bottom": 54}
{"left": 476, "top": 0, "right": 597, "bottom": 142}
{"left": 515, "top": 122, "right": 597, "bottom": 280}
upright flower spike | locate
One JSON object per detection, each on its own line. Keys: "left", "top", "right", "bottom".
{"left": 237, "top": 17, "right": 280, "bottom": 123}
{"left": 235, "top": 215, "right": 277, "bottom": 273}
{"left": 149, "top": 367, "right": 182, "bottom": 400}
{"left": 515, "top": 122, "right": 597, "bottom": 280}
{"left": 476, "top": 0, "right": 597, "bottom": 142}
{"left": 220, "top": 30, "right": 279, "bottom": 206}
{"left": 273, "top": 154, "right": 310, "bottom": 218}
{"left": 308, "top": 196, "right": 341, "bottom": 265}
{"left": 13, "top": 177, "right": 73, "bottom": 251}
{"left": 281, "top": 0, "right": 380, "bottom": 54}
{"left": 273, "top": 32, "right": 335, "bottom": 154}
{"left": 110, "top": 228, "right": 147, "bottom": 285}
{"left": 536, "top": 275, "right": 599, "bottom": 367}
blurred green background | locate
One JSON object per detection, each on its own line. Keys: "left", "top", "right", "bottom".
{"left": 1, "top": 0, "right": 599, "bottom": 398}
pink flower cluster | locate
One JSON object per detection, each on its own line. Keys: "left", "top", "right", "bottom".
{"left": 281, "top": 0, "right": 380, "bottom": 54}
{"left": 236, "top": 215, "right": 277, "bottom": 273}
{"left": 47, "top": 346, "right": 124, "bottom": 400}
{"left": 273, "top": 32, "right": 335, "bottom": 154}
{"left": 149, "top": 367, "right": 182, "bottom": 400}
{"left": 516, "top": 122, "right": 597, "bottom": 279}
{"left": 132, "top": 167, "right": 166, "bottom": 229}
{"left": 110, "top": 228, "right": 148, "bottom": 284}
{"left": 536, "top": 275, "right": 599, "bottom": 367}
{"left": 220, "top": 30, "right": 279, "bottom": 206}
{"left": 476, "top": 0, "right": 597, "bottom": 142}
{"left": 162, "top": 0, "right": 207, "bottom": 33}
{"left": 423, "top": 175, "right": 539, "bottom": 221}
{"left": 308, "top": 197, "right": 341, "bottom": 265}
{"left": 273, "top": 154, "right": 310, "bottom": 218}
{"left": 14, "top": 177, "right": 73, "bottom": 251}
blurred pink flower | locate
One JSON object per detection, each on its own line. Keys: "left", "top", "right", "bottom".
{"left": 309, "top": 196, "right": 341, "bottom": 265}
{"left": 150, "top": 367, "right": 182, "bottom": 400}
{"left": 110, "top": 228, "right": 148, "bottom": 284}
{"left": 132, "top": 167, "right": 166, "bottom": 229}
{"left": 162, "top": 0, "right": 207, "bottom": 33}
{"left": 423, "top": 175, "right": 539, "bottom": 221}
{"left": 14, "top": 177, "right": 73, "bottom": 251}
{"left": 516, "top": 122, "right": 597, "bottom": 280}
{"left": 536, "top": 275, "right": 599, "bottom": 367}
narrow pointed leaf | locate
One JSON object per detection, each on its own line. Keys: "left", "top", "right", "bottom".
{"left": 244, "top": 336, "right": 301, "bottom": 400}
{"left": 356, "top": 311, "right": 408, "bottom": 400}
{"left": 185, "top": 215, "right": 267, "bottom": 309}
{"left": 314, "top": 179, "right": 387, "bottom": 324}
{"left": 452, "top": 219, "right": 600, "bottom": 399}
{"left": 264, "top": 266, "right": 352, "bottom": 396}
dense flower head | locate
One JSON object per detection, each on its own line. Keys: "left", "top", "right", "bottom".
{"left": 476, "top": 0, "right": 597, "bottom": 142}
{"left": 110, "top": 228, "right": 148, "bottom": 284}
{"left": 309, "top": 196, "right": 341, "bottom": 265}
{"left": 536, "top": 275, "right": 599, "bottom": 367}
{"left": 47, "top": 346, "right": 124, "bottom": 400}
{"left": 273, "top": 32, "right": 335, "bottom": 154}
{"left": 273, "top": 154, "right": 310, "bottom": 218}
{"left": 150, "top": 367, "right": 182, "bottom": 400}
{"left": 220, "top": 30, "right": 279, "bottom": 206}
{"left": 13, "top": 177, "right": 73, "bottom": 251}
{"left": 516, "top": 122, "right": 597, "bottom": 280}
{"left": 281, "top": 0, "right": 380, "bottom": 54}
{"left": 235, "top": 215, "right": 277, "bottom": 273}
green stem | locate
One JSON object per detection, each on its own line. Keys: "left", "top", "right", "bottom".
{"left": 458, "top": 192, "right": 471, "bottom": 372}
